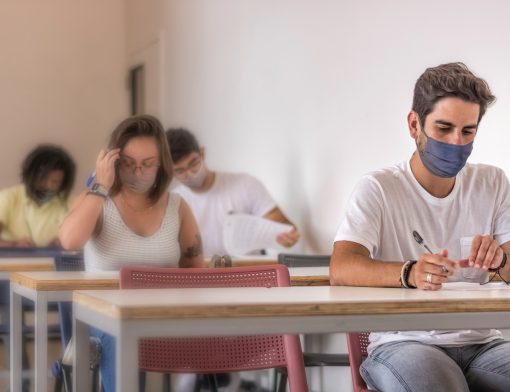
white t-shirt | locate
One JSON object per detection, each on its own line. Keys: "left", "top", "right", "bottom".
{"left": 335, "top": 160, "right": 510, "bottom": 352}
{"left": 174, "top": 172, "right": 277, "bottom": 257}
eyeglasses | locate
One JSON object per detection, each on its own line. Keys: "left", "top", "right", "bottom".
{"left": 119, "top": 157, "right": 160, "bottom": 174}
{"left": 480, "top": 269, "right": 509, "bottom": 285}
{"left": 174, "top": 156, "right": 202, "bottom": 177}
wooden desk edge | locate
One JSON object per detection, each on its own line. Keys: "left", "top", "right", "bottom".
{"left": 10, "top": 272, "right": 119, "bottom": 291}
{"left": 1, "top": 263, "right": 53, "bottom": 273}
{"left": 73, "top": 291, "right": 508, "bottom": 321}
{"left": 290, "top": 275, "right": 330, "bottom": 286}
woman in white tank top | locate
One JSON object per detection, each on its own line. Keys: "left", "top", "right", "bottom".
{"left": 59, "top": 115, "right": 204, "bottom": 392}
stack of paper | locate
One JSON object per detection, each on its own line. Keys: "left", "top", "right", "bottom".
{"left": 222, "top": 214, "right": 293, "bottom": 256}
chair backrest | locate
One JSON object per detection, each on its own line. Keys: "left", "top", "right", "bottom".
{"left": 120, "top": 264, "right": 308, "bottom": 392}
{"left": 53, "top": 251, "right": 84, "bottom": 350}
{"left": 54, "top": 251, "right": 84, "bottom": 271}
{"left": 278, "top": 253, "right": 330, "bottom": 268}
{"left": 347, "top": 332, "right": 371, "bottom": 392}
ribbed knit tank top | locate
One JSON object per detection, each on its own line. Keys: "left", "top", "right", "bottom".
{"left": 84, "top": 192, "right": 181, "bottom": 272}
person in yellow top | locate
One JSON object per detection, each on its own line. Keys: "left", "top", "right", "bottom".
{"left": 0, "top": 144, "right": 76, "bottom": 247}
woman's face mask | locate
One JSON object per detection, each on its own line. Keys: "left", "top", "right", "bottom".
{"left": 119, "top": 170, "right": 157, "bottom": 194}
{"left": 419, "top": 129, "right": 473, "bottom": 178}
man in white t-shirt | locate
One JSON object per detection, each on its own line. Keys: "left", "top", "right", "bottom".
{"left": 331, "top": 62, "right": 510, "bottom": 392}
{"left": 166, "top": 128, "right": 300, "bottom": 391}
{"left": 166, "top": 128, "right": 299, "bottom": 258}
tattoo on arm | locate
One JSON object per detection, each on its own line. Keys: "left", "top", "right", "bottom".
{"left": 183, "top": 234, "right": 203, "bottom": 258}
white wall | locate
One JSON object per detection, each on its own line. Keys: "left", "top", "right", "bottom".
{"left": 155, "top": 0, "right": 510, "bottom": 254}
{"left": 0, "top": 0, "right": 128, "bottom": 192}
{"left": 134, "top": 4, "right": 510, "bottom": 389}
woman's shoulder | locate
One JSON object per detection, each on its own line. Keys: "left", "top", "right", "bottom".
{"left": 168, "top": 191, "right": 182, "bottom": 204}
{"left": 167, "top": 191, "right": 183, "bottom": 215}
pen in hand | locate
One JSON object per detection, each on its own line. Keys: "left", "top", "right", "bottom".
{"left": 413, "top": 230, "right": 450, "bottom": 273}
{"left": 412, "top": 230, "right": 433, "bottom": 254}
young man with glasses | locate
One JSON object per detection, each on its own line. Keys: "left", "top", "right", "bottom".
{"left": 166, "top": 127, "right": 299, "bottom": 391}
{"left": 330, "top": 63, "right": 510, "bottom": 391}
{"left": 166, "top": 128, "right": 299, "bottom": 258}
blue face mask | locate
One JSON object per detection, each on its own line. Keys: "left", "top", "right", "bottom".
{"left": 419, "top": 130, "right": 473, "bottom": 178}
{"left": 34, "top": 190, "right": 57, "bottom": 203}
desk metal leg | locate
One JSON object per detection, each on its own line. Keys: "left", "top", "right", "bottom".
{"left": 117, "top": 326, "right": 138, "bottom": 392}
{"left": 10, "top": 285, "right": 22, "bottom": 392}
{"left": 74, "top": 317, "right": 92, "bottom": 392}
{"left": 34, "top": 292, "right": 48, "bottom": 392}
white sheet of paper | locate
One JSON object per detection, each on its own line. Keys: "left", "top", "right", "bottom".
{"left": 222, "top": 213, "right": 293, "bottom": 256}
{"left": 442, "top": 282, "right": 510, "bottom": 290}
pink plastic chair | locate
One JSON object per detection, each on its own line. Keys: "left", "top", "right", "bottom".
{"left": 346, "top": 332, "right": 373, "bottom": 392}
{"left": 119, "top": 264, "right": 308, "bottom": 392}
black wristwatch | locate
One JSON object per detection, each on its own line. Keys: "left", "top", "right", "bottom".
{"left": 87, "top": 183, "right": 109, "bottom": 199}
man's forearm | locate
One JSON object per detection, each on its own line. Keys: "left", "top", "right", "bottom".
{"left": 330, "top": 250, "right": 404, "bottom": 287}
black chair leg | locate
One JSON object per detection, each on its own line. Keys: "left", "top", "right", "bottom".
{"left": 272, "top": 370, "right": 278, "bottom": 392}
{"left": 277, "top": 372, "right": 288, "bottom": 392}
{"left": 193, "top": 375, "right": 200, "bottom": 392}
{"left": 61, "top": 365, "right": 72, "bottom": 392}
{"left": 139, "top": 371, "right": 146, "bottom": 392}
{"left": 208, "top": 374, "right": 219, "bottom": 392}
{"left": 54, "top": 376, "right": 63, "bottom": 392}
{"left": 163, "top": 373, "right": 172, "bottom": 392}
{"left": 273, "top": 368, "right": 288, "bottom": 392}
{"left": 92, "top": 366, "right": 100, "bottom": 392}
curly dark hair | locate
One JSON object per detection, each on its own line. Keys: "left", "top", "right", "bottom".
{"left": 108, "top": 115, "right": 173, "bottom": 203}
{"left": 22, "top": 144, "right": 76, "bottom": 202}
{"left": 412, "top": 62, "right": 496, "bottom": 127}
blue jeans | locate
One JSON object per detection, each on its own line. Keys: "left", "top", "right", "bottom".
{"left": 91, "top": 328, "right": 115, "bottom": 392}
{"left": 361, "top": 339, "right": 510, "bottom": 392}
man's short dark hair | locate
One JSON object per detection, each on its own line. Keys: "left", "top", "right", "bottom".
{"left": 166, "top": 128, "right": 200, "bottom": 163}
{"left": 412, "top": 62, "right": 496, "bottom": 126}
{"left": 22, "top": 144, "right": 76, "bottom": 201}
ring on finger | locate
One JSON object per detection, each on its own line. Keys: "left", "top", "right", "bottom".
{"left": 426, "top": 273, "right": 433, "bottom": 283}
{"left": 442, "top": 266, "right": 448, "bottom": 273}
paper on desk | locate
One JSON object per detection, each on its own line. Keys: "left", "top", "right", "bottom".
{"left": 222, "top": 214, "right": 293, "bottom": 256}
{"left": 442, "top": 282, "right": 510, "bottom": 290}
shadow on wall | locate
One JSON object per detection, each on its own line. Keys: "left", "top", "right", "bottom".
{"left": 283, "top": 149, "right": 324, "bottom": 254}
